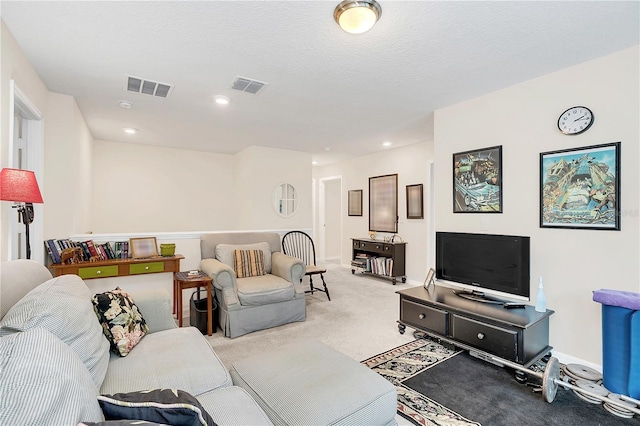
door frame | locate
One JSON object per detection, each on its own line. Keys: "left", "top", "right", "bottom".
{"left": 7, "top": 80, "right": 45, "bottom": 262}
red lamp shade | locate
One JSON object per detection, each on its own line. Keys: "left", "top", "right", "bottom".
{"left": 0, "top": 168, "right": 44, "bottom": 203}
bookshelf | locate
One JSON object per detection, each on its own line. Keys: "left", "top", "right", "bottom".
{"left": 351, "top": 238, "right": 406, "bottom": 284}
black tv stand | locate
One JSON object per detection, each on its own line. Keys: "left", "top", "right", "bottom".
{"left": 453, "top": 289, "right": 504, "bottom": 305}
{"left": 396, "top": 285, "right": 554, "bottom": 367}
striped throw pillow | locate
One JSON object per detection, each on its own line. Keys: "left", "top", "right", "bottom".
{"left": 233, "top": 249, "right": 266, "bottom": 278}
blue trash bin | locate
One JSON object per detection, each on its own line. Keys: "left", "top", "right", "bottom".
{"left": 593, "top": 289, "right": 640, "bottom": 399}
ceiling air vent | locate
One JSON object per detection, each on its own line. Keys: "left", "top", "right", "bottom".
{"left": 126, "top": 76, "right": 174, "bottom": 98}
{"left": 231, "top": 76, "right": 267, "bottom": 94}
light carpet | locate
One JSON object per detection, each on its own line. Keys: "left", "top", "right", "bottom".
{"left": 203, "top": 262, "right": 416, "bottom": 368}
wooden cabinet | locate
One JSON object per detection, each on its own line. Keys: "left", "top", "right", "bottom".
{"left": 397, "top": 285, "right": 554, "bottom": 367}
{"left": 50, "top": 255, "right": 184, "bottom": 279}
{"left": 351, "top": 238, "right": 406, "bottom": 284}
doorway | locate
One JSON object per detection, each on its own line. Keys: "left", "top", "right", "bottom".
{"left": 7, "top": 81, "right": 44, "bottom": 261}
{"left": 318, "top": 176, "right": 342, "bottom": 263}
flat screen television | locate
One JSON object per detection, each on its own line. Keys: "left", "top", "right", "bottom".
{"left": 435, "top": 232, "right": 530, "bottom": 302}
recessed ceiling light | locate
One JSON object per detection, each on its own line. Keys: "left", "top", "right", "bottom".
{"left": 123, "top": 127, "right": 137, "bottom": 134}
{"left": 312, "top": 161, "right": 318, "bottom": 165}
{"left": 323, "top": 147, "right": 332, "bottom": 151}
{"left": 214, "top": 95, "right": 231, "bottom": 105}
{"left": 382, "top": 141, "right": 392, "bottom": 147}
{"left": 119, "top": 100, "right": 133, "bottom": 109}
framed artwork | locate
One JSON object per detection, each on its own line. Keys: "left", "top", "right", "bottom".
{"left": 406, "top": 184, "right": 424, "bottom": 219}
{"left": 348, "top": 189, "right": 363, "bottom": 216}
{"left": 453, "top": 145, "right": 502, "bottom": 213}
{"left": 130, "top": 237, "right": 159, "bottom": 258}
{"left": 540, "top": 142, "right": 620, "bottom": 230}
{"left": 369, "top": 174, "right": 398, "bottom": 233}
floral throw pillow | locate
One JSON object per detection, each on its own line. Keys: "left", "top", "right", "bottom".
{"left": 92, "top": 288, "right": 148, "bottom": 357}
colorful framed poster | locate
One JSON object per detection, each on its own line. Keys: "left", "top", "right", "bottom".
{"left": 453, "top": 145, "right": 502, "bottom": 213}
{"left": 540, "top": 142, "right": 620, "bottom": 230}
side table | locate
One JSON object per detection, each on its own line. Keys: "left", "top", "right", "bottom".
{"left": 173, "top": 271, "right": 213, "bottom": 336}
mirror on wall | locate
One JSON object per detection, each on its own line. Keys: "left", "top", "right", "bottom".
{"left": 273, "top": 183, "right": 298, "bottom": 217}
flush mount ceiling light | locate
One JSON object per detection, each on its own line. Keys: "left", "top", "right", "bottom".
{"left": 382, "top": 141, "right": 392, "bottom": 147}
{"left": 119, "top": 100, "right": 133, "bottom": 109}
{"left": 214, "top": 95, "right": 231, "bottom": 105}
{"left": 334, "top": 0, "right": 382, "bottom": 34}
{"left": 123, "top": 127, "right": 137, "bottom": 134}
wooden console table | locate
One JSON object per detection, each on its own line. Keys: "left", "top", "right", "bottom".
{"left": 49, "top": 255, "right": 184, "bottom": 279}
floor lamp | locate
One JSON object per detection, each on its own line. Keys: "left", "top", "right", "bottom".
{"left": 0, "top": 168, "right": 44, "bottom": 259}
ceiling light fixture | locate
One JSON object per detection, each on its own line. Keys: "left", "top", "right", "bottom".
{"left": 312, "top": 161, "right": 318, "bottom": 165}
{"left": 382, "top": 141, "right": 392, "bottom": 147}
{"left": 334, "top": 0, "right": 382, "bottom": 34}
{"left": 119, "top": 100, "right": 133, "bottom": 109}
{"left": 123, "top": 127, "right": 137, "bottom": 134}
{"left": 214, "top": 95, "right": 231, "bottom": 105}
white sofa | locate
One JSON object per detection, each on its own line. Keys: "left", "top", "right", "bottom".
{"left": 0, "top": 259, "right": 272, "bottom": 425}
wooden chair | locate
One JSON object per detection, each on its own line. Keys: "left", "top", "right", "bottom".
{"left": 282, "top": 231, "right": 330, "bottom": 301}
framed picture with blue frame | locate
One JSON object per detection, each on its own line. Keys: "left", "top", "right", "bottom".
{"left": 540, "top": 141, "right": 621, "bottom": 230}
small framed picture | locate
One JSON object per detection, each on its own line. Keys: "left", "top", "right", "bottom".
{"left": 348, "top": 189, "right": 363, "bottom": 216}
{"left": 130, "top": 237, "right": 159, "bottom": 258}
{"left": 406, "top": 184, "right": 424, "bottom": 219}
{"left": 424, "top": 267, "right": 435, "bottom": 290}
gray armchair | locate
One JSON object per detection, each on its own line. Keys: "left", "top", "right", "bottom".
{"left": 200, "top": 232, "right": 306, "bottom": 338}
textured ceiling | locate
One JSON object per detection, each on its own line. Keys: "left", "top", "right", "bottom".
{"left": 2, "top": 1, "right": 639, "bottom": 165}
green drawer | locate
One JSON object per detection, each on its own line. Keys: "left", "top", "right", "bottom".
{"left": 130, "top": 261, "right": 164, "bottom": 275}
{"left": 78, "top": 265, "right": 119, "bottom": 279}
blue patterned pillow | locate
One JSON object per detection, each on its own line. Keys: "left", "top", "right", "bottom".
{"left": 92, "top": 288, "right": 148, "bottom": 356}
{"left": 98, "top": 389, "right": 217, "bottom": 426}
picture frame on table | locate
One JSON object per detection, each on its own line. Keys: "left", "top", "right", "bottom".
{"left": 453, "top": 145, "right": 502, "bottom": 213}
{"left": 423, "top": 267, "right": 435, "bottom": 290}
{"left": 130, "top": 237, "right": 159, "bottom": 258}
{"left": 540, "top": 142, "right": 621, "bottom": 230}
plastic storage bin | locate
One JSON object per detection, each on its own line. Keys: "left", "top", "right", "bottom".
{"left": 190, "top": 289, "right": 218, "bottom": 334}
{"left": 593, "top": 289, "right": 640, "bottom": 398}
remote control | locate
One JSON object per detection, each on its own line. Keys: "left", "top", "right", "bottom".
{"left": 503, "top": 302, "right": 526, "bottom": 309}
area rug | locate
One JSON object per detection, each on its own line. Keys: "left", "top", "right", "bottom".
{"left": 362, "top": 338, "right": 479, "bottom": 426}
{"left": 363, "top": 337, "right": 637, "bottom": 426}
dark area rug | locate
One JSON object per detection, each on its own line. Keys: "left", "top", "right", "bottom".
{"left": 364, "top": 337, "right": 640, "bottom": 426}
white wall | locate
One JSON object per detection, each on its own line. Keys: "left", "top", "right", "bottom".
{"left": 434, "top": 46, "right": 640, "bottom": 365}
{"left": 314, "top": 141, "right": 433, "bottom": 282}
{"left": 44, "top": 93, "right": 93, "bottom": 238}
{"left": 91, "top": 142, "right": 312, "bottom": 233}
{"left": 91, "top": 140, "right": 235, "bottom": 233}
{"left": 232, "top": 145, "right": 312, "bottom": 231}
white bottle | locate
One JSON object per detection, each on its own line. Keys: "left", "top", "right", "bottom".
{"left": 535, "top": 276, "right": 546, "bottom": 313}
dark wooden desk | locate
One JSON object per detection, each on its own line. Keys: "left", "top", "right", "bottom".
{"left": 174, "top": 271, "right": 213, "bottom": 336}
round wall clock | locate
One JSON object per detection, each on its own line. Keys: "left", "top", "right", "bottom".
{"left": 558, "top": 106, "right": 594, "bottom": 135}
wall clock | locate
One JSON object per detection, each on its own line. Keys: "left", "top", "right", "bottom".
{"left": 558, "top": 106, "right": 594, "bottom": 135}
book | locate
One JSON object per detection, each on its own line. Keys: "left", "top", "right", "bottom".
{"left": 45, "top": 239, "right": 61, "bottom": 264}
{"left": 85, "top": 240, "right": 99, "bottom": 258}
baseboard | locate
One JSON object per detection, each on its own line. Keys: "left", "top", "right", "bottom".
{"left": 551, "top": 350, "right": 602, "bottom": 372}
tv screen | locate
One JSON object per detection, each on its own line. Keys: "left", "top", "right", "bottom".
{"left": 435, "top": 232, "right": 530, "bottom": 301}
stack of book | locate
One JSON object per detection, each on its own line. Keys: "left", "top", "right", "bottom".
{"left": 45, "top": 239, "right": 130, "bottom": 264}
{"left": 351, "top": 253, "right": 371, "bottom": 271}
